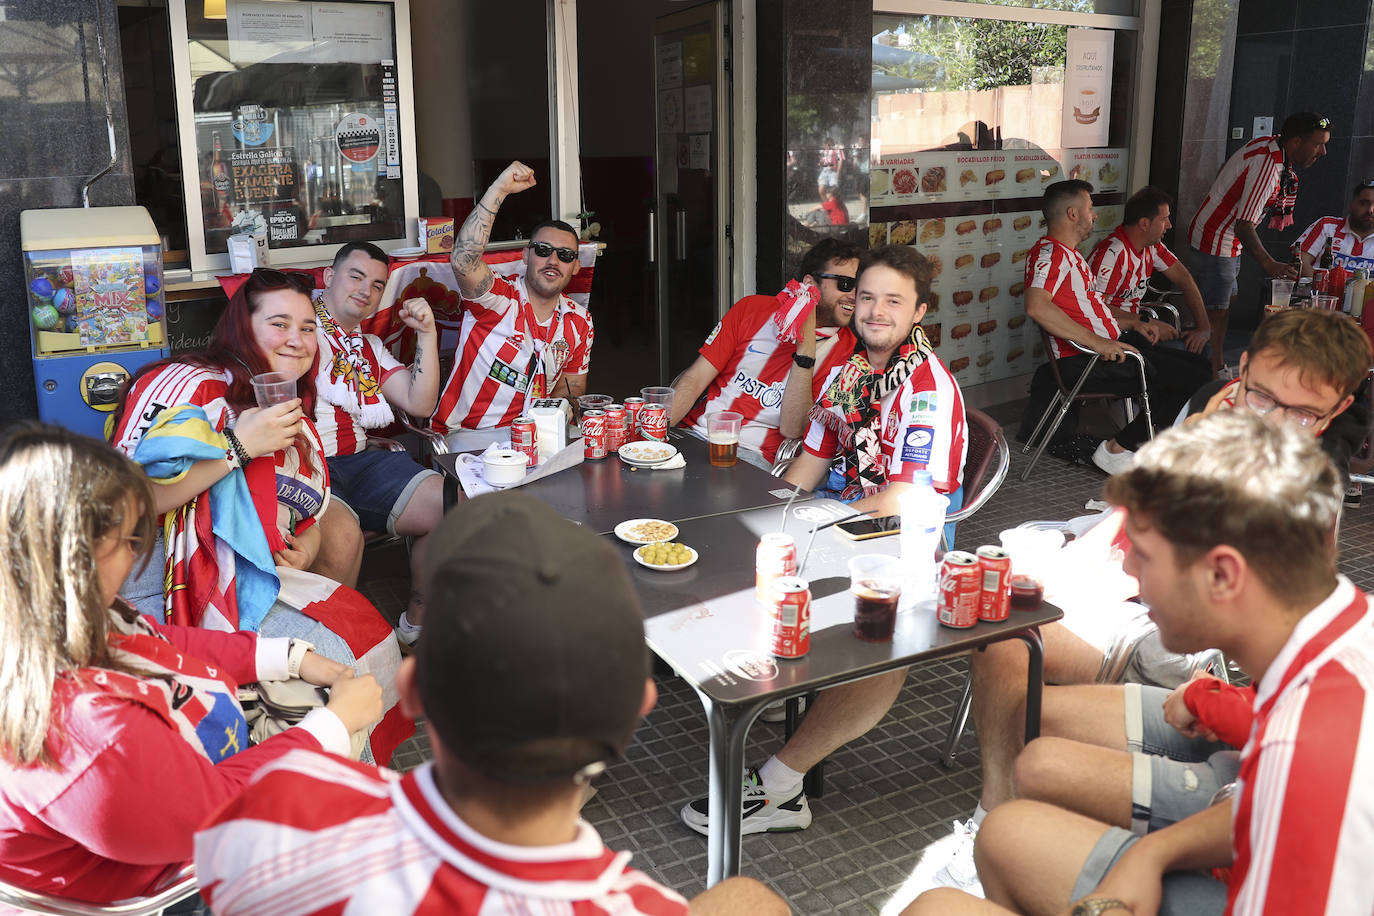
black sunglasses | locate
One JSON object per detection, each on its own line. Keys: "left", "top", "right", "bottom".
{"left": 816, "top": 273, "right": 857, "bottom": 292}
{"left": 527, "top": 241, "right": 578, "bottom": 263}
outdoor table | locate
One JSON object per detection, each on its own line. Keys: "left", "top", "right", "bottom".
{"left": 434, "top": 434, "right": 806, "bottom": 533}
{"left": 620, "top": 499, "right": 1061, "bottom": 885}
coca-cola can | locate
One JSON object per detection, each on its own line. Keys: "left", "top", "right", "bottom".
{"left": 937, "top": 551, "right": 981, "bottom": 628}
{"left": 1313, "top": 268, "right": 1330, "bottom": 295}
{"left": 623, "top": 397, "right": 646, "bottom": 442}
{"left": 976, "top": 545, "right": 1012, "bottom": 622}
{"left": 604, "top": 404, "right": 627, "bottom": 453}
{"left": 755, "top": 532, "right": 798, "bottom": 602}
{"left": 581, "top": 410, "right": 608, "bottom": 460}
{"left": 511, "top": 416, "right": 539, "bottom": 468}
{"left": 768, "top": 576, "right": 811, "bottom": 658}
{"left": 640, "top": 403, "right": 669, "bottom": 441}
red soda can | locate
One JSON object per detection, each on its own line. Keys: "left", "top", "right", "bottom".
{"left": 604, "top": 404, "right": 627, "bottom": 453}
{"left": 640, "top": 403, "right": 669, "bottom": 441}
{"left": 581, "top": 410, "right": 608, "bottom": 460}
{"left": 768, "top": 576, "right": 811, "bottom": 658}
{"left": 1330, "top": 265, "right": 1349, "bottom": 302}
{"left": 975, "top": 545, "right": 1012, "bottom": 622}
{"left": 623, "top": 397, "right": 646, "bottom": 442}
{"left": 755, "top": 533, "right": 798, "bottom": 602}
{"left": 1313, "top": 268, "right": 1330, "bottom": 295}
{"left": 511, "top": 416, "right": 539, "bottom": 468}
{"left": 937, "top": 551, "right": 981, "bottom": 628}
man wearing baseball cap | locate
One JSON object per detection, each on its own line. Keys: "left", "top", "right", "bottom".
{"left": 195, "top": 492, "right": 786, "bottom": 915}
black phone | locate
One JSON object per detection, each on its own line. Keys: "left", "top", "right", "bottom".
{"left": 835, "top": 514, "right": 901, "bottom": 540}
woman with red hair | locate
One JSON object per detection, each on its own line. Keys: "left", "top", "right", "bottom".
{"left": 109, "top": 268, "right": 410, "bottom": 765}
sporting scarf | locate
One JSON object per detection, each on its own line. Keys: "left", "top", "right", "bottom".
{"left": 1266, "top": 150, "right": 1299, "bottom": 232}
{"left": 312, "top": 293, "right": 395, "bottom": 428}
{"left": 809, "top": 324, "right": 935, "bottom": 498}
{"left": 68, "top": 609, "right": 249, "bottom": 764}
{"left": 771, "top": 279, "right": 820, "bottom": 344}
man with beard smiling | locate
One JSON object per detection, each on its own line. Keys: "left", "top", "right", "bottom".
{"left": 668, "top": 238, "right": 863, "bottom": 467}
{"left": 429, "top": 161, "right": 593, "bottom": 449}
{"left": 679, "top": 245, "right": 966, "bottom": 838}
{"left": 1294, "top": 180, "right": 1374, "bottom": 276}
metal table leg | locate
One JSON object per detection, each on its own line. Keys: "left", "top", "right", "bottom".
{"left": 1015, "top": 627, "right": 1046, "bottom": 742}
{"left": 697, "top": 690, "right": 769, "bottom": 886}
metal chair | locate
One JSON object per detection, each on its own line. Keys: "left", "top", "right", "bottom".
{"left": 1020, "top": 327, "right": 1153, "bottom": 480}
{"left": 0, "top": 866, "right": 197, "bottom": 916}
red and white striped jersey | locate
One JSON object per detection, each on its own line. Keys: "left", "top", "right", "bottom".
{"left": 1088, "top": 226, "right": 1179, "bottom": 314}
{"left": 195, "top": 751, "right": 690, "bottom": 916}
{"left": 1297, "top": 216, "right": 1374, "bottom": 264}
{"left": 311, "top": 331, "right": 405, "bottom": 457}
{"left": 1187, "top": 136, "right": 1286, "bottom": 258}
{"left": 1026, "top": 236, "right": 1121, "bottom": 358}
{"left": 803, "top": 356, "right": 967, "bottom": 494}
{"left": 681, "top": 294, "right": 859, "bottom": 464}
{"left": 430, "top": 276, "right": 594, "bottom": 434}
{"left": 1227, "top": 576, "right": 1374, "bottom": 916}
{"left": 108, "top": 362, "right": 231, "bottom": 455}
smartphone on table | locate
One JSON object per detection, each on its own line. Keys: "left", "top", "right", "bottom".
{"left": 835, "top": 514, "right": 901, "bottom": 540}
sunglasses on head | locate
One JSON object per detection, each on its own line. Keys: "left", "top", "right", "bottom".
{"left": 527, "top": 241, "right": 578, "bottom": 263}
{"left": 816, "top": 273, "right": 857, "bottom": 292}
{"left": 248, "top": 267, "right": 312, "bottom": 294}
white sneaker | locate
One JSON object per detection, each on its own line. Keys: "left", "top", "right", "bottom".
{"left": 932, "top": 818, "right": 984, "bottom": 896}
{"left": 1346, "top": 482, "right": 1362, "bottom": 508}
{"left": 1091, "top": 440, "right": 1135, "bottom": 475}
{"left": 758, "top": 696, "right": 807, "bottom": 724}
{"left": 680, "top": 767, "right": 812, "bottom": 835}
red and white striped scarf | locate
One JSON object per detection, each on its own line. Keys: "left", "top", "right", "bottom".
{"left": 313, "top": 293, "right": 394, "bottom": 428}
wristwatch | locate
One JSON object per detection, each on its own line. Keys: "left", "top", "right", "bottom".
{"left": 792, "top": 352, "right": 816, "bottom": 369}
{"left": 1070, "top": 899, "right": 1132, "bottom": 916}
{"left": 285, "top": 638, "right": 316, "bottom": 678}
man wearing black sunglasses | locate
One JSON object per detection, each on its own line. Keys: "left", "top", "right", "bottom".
{"left": 431, "top": 161, "right": 592, "bottom": 445}
{"left": 1293, "top": 180, "right": 1374, "bottom": 278}
{"left": 669, "top": 238, "right": 862, "bottom": 467}
{"left": 1186, "top": 112, "right": 1332, "bottom": 373}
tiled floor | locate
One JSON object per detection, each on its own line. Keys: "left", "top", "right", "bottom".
{"left": 359, "top": 392, "right": 1374, "bottom": 915}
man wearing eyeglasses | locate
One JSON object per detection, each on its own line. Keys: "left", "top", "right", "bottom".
{"left": 430, "top": 161, "right": 593, "bottom": 448}
{"left": 1293, "top": 180, "right": 1374, "bottom": 278}
{"left": 1186, "top": 112, "right": 1332, "bottom": 372}
{"left": 668, "top": 238, "right": 863, "bottom": 467}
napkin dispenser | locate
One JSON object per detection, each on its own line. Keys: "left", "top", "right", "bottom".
{"left": 528, "top": 405, "right": 567, "bottom": 461}
{"left": 482, "top": 448, "right": 528, "bottom": 487}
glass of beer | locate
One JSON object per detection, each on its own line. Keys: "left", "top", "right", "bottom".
{"left": 848, "top": 554, "right": 903, "bottom": 642}
{"left": 707, "top": 410, "right": 742, "bottom": 467}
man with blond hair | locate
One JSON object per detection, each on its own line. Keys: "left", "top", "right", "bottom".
{"left": 906, "top": 411, "right": 1374, "bottom": 916}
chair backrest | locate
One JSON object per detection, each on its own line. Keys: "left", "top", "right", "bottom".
{"left": 1039, "top": 325, "right": 1072, "bottom": 393}
{"left": 945, "top": 407, "right": 1010, "bottom": 529}
{"left": 0, "top": 866, "right": 197, "bottom": 916}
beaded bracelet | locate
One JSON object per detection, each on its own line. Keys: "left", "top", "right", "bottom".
{"left": 223, "top": 429, "right": 252, "bottom": 468}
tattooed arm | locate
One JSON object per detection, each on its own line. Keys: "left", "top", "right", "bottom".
{"left": 452, "top": 161, "right": 538, "bottom": 300}
{"left": 380, "top": 298, "right": 440, "bottom": 416}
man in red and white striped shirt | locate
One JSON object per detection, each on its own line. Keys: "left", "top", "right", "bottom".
{"left": 669, "top": 238, "right": 862, "bottom": 467}
{"left": 1022, "top": 180, "right": 1211, "bottom": 475}
{"left": 429, "top": 162, "right": 593, "bottom": 448}
{"left": 1089, "top": 186, "right": 1211, "bottom": 354}
{"left": 1295, "top": 181, "right": 1374, "bottom": 276}
{"left": 1185, "top": 112, "right": 1331, "bottom": 371}
{"left": 196, "top": 493, "right": 788, "bottom": 916}
{"left": 905, "top": 411, "right": 1374, "bottom": 916}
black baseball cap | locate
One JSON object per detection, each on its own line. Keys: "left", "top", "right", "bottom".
{"left": 417, "top": 491, "right": 649, "bottom": 783}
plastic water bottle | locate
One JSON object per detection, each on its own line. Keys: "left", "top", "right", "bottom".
{"left": 899, "top": 470, "right": 949, "bottom": 606}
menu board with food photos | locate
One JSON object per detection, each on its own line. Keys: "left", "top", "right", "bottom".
{"left": 869, "top": 147, "right": 1128, "bottom": 389}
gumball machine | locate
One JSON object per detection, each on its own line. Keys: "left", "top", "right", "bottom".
{"left": 20, "top": 206, "right": 169, "bottom": 439}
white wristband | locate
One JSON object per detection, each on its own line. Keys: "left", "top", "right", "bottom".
{"left": 286, "top": 638, "right": 316, "bottom": 678}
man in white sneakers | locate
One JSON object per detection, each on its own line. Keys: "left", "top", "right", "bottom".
{"left": 196, "top": 492, "right": 787, "bottom": 916}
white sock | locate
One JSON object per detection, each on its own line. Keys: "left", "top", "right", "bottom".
{"left": 970, "top": 803, "right": 989, "bottom": 827}
{"left": 757, "top": 756, "right": 804, "bottom": 795}
{"left": 397, "top": 611, "right": 422, "bottom": 634}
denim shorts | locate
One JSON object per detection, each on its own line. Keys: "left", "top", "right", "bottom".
{"left": 1185, "top": 247, "right": 1242, "bottom": 312}
{"left": 1124, "top": 683, "right": 1241, "bottom": 834}
{"left": 1072, "top": 826, "right": 1227, "bottom": 915}
{"left": 326, "top": 450, "right": 437, "bottom": 536}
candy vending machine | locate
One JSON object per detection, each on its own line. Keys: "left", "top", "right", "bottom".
{"left": 21, "top": 206, "right": 169, "bottom": 439}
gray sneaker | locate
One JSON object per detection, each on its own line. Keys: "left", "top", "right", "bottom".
{"left": 680, "top": 767, "right": 812, "bottom": 835}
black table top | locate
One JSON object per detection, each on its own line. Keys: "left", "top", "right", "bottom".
{"left": 435, "top": 434, "right": 808, "bottom": 534}
{"left": 626, "top": 501, "right": 1062, "bottom": 705}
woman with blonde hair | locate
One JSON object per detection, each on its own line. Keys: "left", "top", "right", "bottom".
{"left": 0, "top": 424, "right": 382, "bottom": 905}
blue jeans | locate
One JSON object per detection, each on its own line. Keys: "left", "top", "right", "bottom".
{"left": 817, "top": 472, "right": 965, "bottom": 546}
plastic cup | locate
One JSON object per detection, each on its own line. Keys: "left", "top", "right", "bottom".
{"left": 640, "top": 385, "right": 675, "bottom": 407}
{"left": 1269, "top": 278, "right": 1293, "bottom": 308}
{"left": 848, "top": 554, "right": 903, "bottom": 642}
{"left": 251, "top": 371, "right": 297, "bottom": 408}
{"left": 707, "top": 410, "right": 742, "bottom": 467}
{"left": 1314, "top": 294, "right": 1339, "bottom": 311}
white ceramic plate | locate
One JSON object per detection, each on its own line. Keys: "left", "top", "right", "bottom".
{"left": 390, "top": 246, "right": 425, "bottom": 259}
{"left": 614, "top": 518, "right": 680, "bottom": 545}
{"left": 618, "top": 441, "right": 678, "bottom": 467}
{"left": 634, "top": 543, "right": 699, "bottom": 571}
